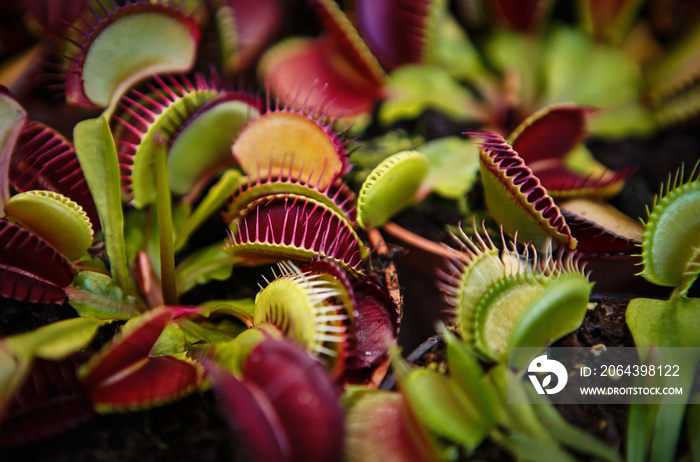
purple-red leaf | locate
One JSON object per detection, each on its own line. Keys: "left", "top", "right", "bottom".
{"left": 311, "top": 0, "right": 386, "bottom": 86}
{"left": 221, "top": 0, "right": 285, "bottom": 71}
{"left": 347, "top": 275, "right": 400, "bottom": 370}
{"left": 345, "top": 391, "right": 440, "bottom": 461}
{"left": 0, "top": 359, "right": 94, "bottom": 447}
{"left": 260, "top": 36, "right": 383, "bottom": 123}
{"left": 508, "top": 104, "right": 633, "bottom": 197}
{"left": 206, "top": 363, "right": 291, "bottom": 462}
{"left": 79, "top": 308, "right": 172, "bottom": 391}
{"left": 11, "top": 121, "right": 99, "bottom": 230}
{"left": 528, "top": 162, "right": 635, "bottom": 198}
{"left": 212, "top": 339, "right": 344, "bottom": 462}
{"left": 78, "top": 308, "right": 202, "bottom": 411}
{"left": 242, "top": 340, "right": 344, "bottom": 462}
{"left": 510, "top": 105, "right": 594, "bottom": 164}
{"left": 354, "top": 0, "right": 434, "bottom": 70}
{"left": 0, "top": 220, "right": 75, "bottom": 304}
{"left": 85, "top": 355, "right": 203, "bottom": 412}
{"left": 560, "top": 198, "right": 643, "bottom": 257}
{"left": 565, "top": 212, "right": 640, "bottom": 256}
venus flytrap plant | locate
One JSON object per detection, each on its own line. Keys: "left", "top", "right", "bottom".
{"left": 623, "top": 163, "right": 700, "bottom": 462}
{"left": 0, "top": 316, "right": 111, "bottom": 444}
{"left": 259, "top": 0, "right": 390, "bottom": 130}
{"left": 76, "top": 308, "right": 204, "bottom": 412}
{"left": 218, "top": 259, "right": 401, "bottom": 384}
{"left": 343, "top": 386, "right": 443, "bottom": 462}
{"left": 114, "top": 73, "right": 261, "bottom": 207}
{"left": 223, "top": 92, "right": 371, "bottom": 270}
{"left": 9, "top": 120, "right": 100, "bottom": 229}
{"left": 0, "top": 90, "right": 93, "bottom": 304}
{"left": 63, "top": 0, "right": 200, "bottom": 113}
{"left": 471, "top": 129, "right": 577, "bottom": 252}
{"left": 4, "top": 191, "right": 93, "bottom": 261}
{"left": 468, "top": 103, "right": 644, "bottom": 259}
{"left": 438, "top": 224, "right": 592, "bottom": 364}
{"left": 6, "top": 0, "right": 699, "bottom": 458}
{"left": 253, "top": 261, "right": 354, "bottom": 370}
{"left": 0, "top": 0, "right": 419, "bottom": 448}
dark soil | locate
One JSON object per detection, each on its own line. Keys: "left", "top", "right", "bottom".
{"left": 0, "top": 392, "right": 237, "bottom": 462}
{"left": 552, "top": 297, "right": 633, "bottom": 450}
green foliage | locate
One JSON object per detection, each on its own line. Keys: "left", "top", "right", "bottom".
{"left": 446, "top": 227, "right": 591, "bottom": 362}
{"left": 3, "top": 317, "right": 109, "bottom": 361}
{"left": 626, "top": 164, "right": 700, "bottom": 462}
{"left": 175, "top": 243, "right": 239, "bottom": 295}
{"left": 417, "top": 136, "right": 480, "bottom": 200}
{"left": 66, "top": 271, "right": 142, "bottom": 320}
{"left": 380, "top": 65, "right": 483, "bottom": 125}
{"left": 403, "top": 368, "right": 488, "bottom": 451}
{"left": 640, "top": 165, "right": 700, "bottom": 292}
{"left": 356, "top": 150, "right": 429, "bottom": 229}
{"left": 74, "top": 116, "right": 133, "bottom": 296}
{"left": 174, "top": 170, "right": 243, "bottom": 251}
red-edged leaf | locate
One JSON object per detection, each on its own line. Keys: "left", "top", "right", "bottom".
{"left": 0, "top": 359, "right": 95, "bottom": 447}
{"left": 79, "top": 308, "right": 171, "bottom": 390}
{"left": 347, "top": 275, "right": 400, "bottom": 370}
{"left": 494, "top": 0, "right": 552, "bottom": 31}
{"left": 354, "top": 0, "right": 434, "bottom": 70}
{"left": 530, "top": 162, "right": 635, "bottom": 198}
{"left": 469, "top": 130, "right": 577, "bottom": 250}
{"left": 221, "top": 0, "right": 285, "bottom": 71}
{"left": 560, "top": 198, "right": 643, "bottom": 257}
{"left": 565, "top": 212, "right": 640, "bottom": 256}
{"left": 86, "top": 356, "right": 203, "bottom": 412}
{"left": 228, "top": 196, "right": 367, "bottom": 269}
{"left": 345, "top": 391, "right": 439, "bottom": 462}
{"left": 311, "top": 0, "right": 386, "bottom": 86}
{"left": 508, "top": 105, "right": 634, "bottom": 197}
{"left": 242, "top": 339, "right": 345, "bottom": 462}
{"left": 0, "top": 220, "right": 75, "bottom": 304}
{"left": 510, "top": 105, "right": 594, "bottom": 164}
{"left": 206, "top": 363, "right": 291, "bottom": 462}
{"left": 79, "top": 308, "right": 204, "bottom": 411}
{"left": 261, "top": 36, "right": 383, "bottom": 122}
{"left": 64, "top": 1, "right": 201, "bottom": 108}
{"left": 11, "top": 121, "right": 99, "bottom": 230}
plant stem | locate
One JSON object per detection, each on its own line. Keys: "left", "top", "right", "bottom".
{"left": 153, "top": 134, "right": 177, "bottom": 306}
